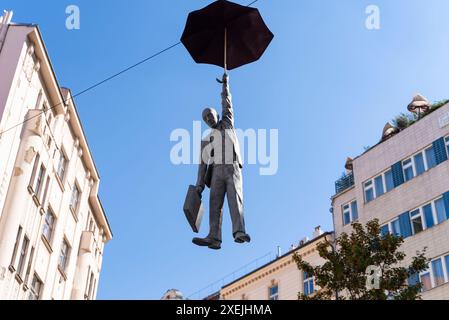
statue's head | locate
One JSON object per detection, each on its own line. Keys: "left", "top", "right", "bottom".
{"left": 202, "top": 107, "right": 219, "bottom": 128}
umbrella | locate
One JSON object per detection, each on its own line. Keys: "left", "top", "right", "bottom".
{"left": 180, "top": 0, "right": 274, "bottom": 71}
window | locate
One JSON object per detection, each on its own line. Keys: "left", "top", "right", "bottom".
{"left": 57, "top": 151, "right": 67, "bottom": 182}
{"left": 342, "top": 205, "right": 350, "bottom": 225}
{"left": 10, "top": 226, "right": 23, "bottom": 269}
{"left": 342, "top": 201, "right": 358, "bottom": 225}
{"left": 364, "top": 170, "right": 394, "bottom": 203}
{"left": 41, "top": 176, "right": 50, "bottom": 205}
{"left": 391, "top": 219, "right": 400, "bottom": 237}
{"left": 432, "top": 259, "right": 445, "bottom": 287}
{"left": 58, "top": 239, "right": 70, "bottom": 272}
{"left": 364, "top": 181, "right": 374, "bottom": 203}
{"left": 403, "top": 158, "right": 414, "bottom": 182}
{"left": 17, "top": 236, "right": 30, "bottom": 278}
{"left": 384, "top": 170, "right": 394, "bottom": 192}
{"left": 445, "top": 255, "right": 449, "bottom": 280}
{"left": 425, "top": 146, "right": 437, "bottom": 170}
{"left": 380, "top": 224, "right": 389, "bottom": 237}
{"left": 381, "top": 218, "right": 400, "bottom": 237}
{"left": 422, "top": 203, "right": 434, "bottom": 229}
{"left": 88, "top": 271, "right": 95, "bottom": 300}
{"left": 410, "top": 209, "right": 423, "bottom": 235}
{"left": 420, "top": 270, "right": 432, "bottom": 292}
{"left": 24, "top": 247, "right": 35, "bottom": 284}
{"left": 42, "top": 208, "right": 56, "bottom": 242}
{"left": 29, "top": 154, "right": 40, "bottom": 190}
{"left": 374, "top": 175, "right": 384, "bottom": 197}
{"left": 28, "top": 274, "right": 43, "bottom": 300}
{"left": 403, "top": 148, "right": 437, "bottom": 182}
{"left": 414, "top": 153, "right": 425, "bottom": 176}
{"left": 34, "top": 164, "right": 46, "bottom": 197}
{"left": 434, "top": 198, "right": 447, "bottom": 224}
{"left": 268, "top": 284, "right": 279, "bottom": 300}
{"left": 70, "top": 184, "right": 80, "bottom": 213}
{"left": 445, "top": 136, "right": 449, "bottom": 156}
{"left": 84, "top": 267, "right": 91, "bottom": 299}
{"left": 303, "top": 272, "right": 314, "bottom": 296}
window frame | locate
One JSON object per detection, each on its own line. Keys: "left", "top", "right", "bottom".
{"left": 409, "top": 197, "right": 444, "bottom": 235}
{"left": 34, "top": 164, "right": 46, "bottom": 198}
{"left": 42, "top": 207, "right": 56, "bottom": 243}
{"left": 268, "top": 284, "right": 279, "bottom": 301}
{"left": 342, "top": 200, "right": 358, "bottom": 226}
{"left": 425, "top": 146, "right": 437, "bottom": 170}
{"left": 363, "top": 170, "right": 392, "bottom": 203}
{"left": 70, "top": 183, "right": 81, "bottom": 215}
{"left": 444, "top": 136, "right": 449, "bottom": 156}
{"left": 58, "top": 238, "right": 71, "bottom": 273}
{"left": 381, "top": 218, "right": 401, "bottom": 237}
{"left": 419, "top": 270, "right": 432, "bottom": 292}
{"left": 9, "top": 226, "right": 23, "bottom": 270}
{"left": 402, "top": 158, "right": 415, "bottom": 182}
{"left": 410, "top": 208, "right": 424, "bottom": 235}
{"left": 431, "top": 258, "right": 446, "bottom": 287}
{"left": 56, "top": 149, "right": 68, "bottom": 183}
{"left": 16, "top": 235, "right": 30, "bottom": 279}
{"left": 303, "top": 272, "right": 315, "bottom": 296}
{"left": 28, "top": 273, "right": 43, "bottom": 300}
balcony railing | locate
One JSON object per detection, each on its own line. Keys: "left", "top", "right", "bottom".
{"left": 335, "top": 172, "right": 354, "bottom": 194}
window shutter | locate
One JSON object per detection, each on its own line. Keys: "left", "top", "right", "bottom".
{"left": 443, "top": 191, "right": 449, "bottom": 221}
{"left": 399, "top": 211, "right": 412, "bottom": 238}
{"left": 433, "top": 137, "right": 448, "bottom": 165}
{"left": 391, "top": 162, "right": 404, "bottom": 188}
{"left": 380, "top": 225, "right": 389, "bottom": 237}
{"left": 408, "top": 272, "right": 419, "bottom": 287}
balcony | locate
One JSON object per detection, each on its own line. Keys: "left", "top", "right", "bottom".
{"left": 335, "top": 172, "right": 354, "bottom": 194}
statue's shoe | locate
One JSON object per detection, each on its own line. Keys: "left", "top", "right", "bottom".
{"left": 234, "top": 232, "right": 251, "bottom": 244}
{"left": 192, "top": 237, "right": 221, "bottom": 250}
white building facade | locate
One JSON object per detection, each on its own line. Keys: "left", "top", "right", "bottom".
{"left": 0, "top": 11, "right": 112, "bottom": 300}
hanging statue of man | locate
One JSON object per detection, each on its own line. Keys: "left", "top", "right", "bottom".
{"left": 193, "top": 72, "right": 250, "bottom": 250}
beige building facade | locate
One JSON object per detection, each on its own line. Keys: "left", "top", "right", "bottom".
{"left": 332, "top": 100, "right": 449, "bottom": 299}
{"left": 210, "top": 99, "right": 449, "bottom": 301}
{"left": 0, "top": 11, "right": 112, "bottom": 300}
{"left": 220, "top": 230, "right": 333, "bottom": 300}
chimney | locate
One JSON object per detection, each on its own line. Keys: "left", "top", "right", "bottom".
{"left": 313, "top": 226, "right": 323, "bottom": 238}
{"left": 0, "top": 10, "right": 13, "bottom": 53}
{"left": 299, "top": 237, "right": 309, "bottom": 246}
{"left": 276, "top": 246, "right": 282, "bottom": 258}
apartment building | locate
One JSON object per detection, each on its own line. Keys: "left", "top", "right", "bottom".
{"left": 332, "top": 97, "right": 449, "bottom": 299}
{"left": 220, "top": 228, "right": 333, "bottom": 300}
{"left": 0, "top": 11, "right": 112, "bottom": 300}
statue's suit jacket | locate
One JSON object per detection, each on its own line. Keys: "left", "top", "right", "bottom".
{"left": 196, "top": 80, "right": 242, "bottom": 189}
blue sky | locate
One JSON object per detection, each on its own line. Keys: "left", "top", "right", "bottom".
{"left": 4, "top": 0, "right": 449, "bottom": 299}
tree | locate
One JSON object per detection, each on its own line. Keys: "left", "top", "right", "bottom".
{"left": 293, "top": 219, "right": 429, "bottom": 300}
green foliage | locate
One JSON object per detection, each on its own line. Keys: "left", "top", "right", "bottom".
{"left": 431, "top": 99, "right": 449, "bottom": 111}
{"left": 391, "top": 99, "right": 449, "bottom": 131}
{"left": 392, "top": 113, "right": 416, "bottom": 131}
{"left": 293, "top": 219, "right": 429, "bottom": 300}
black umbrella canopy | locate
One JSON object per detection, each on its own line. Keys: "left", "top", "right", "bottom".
{"left": 181, "top": 0, "right": 274, "bottom": 71}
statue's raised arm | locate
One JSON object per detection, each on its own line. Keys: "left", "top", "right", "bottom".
{"left": 221, "top": 73, "right": 234, "bottom": 129}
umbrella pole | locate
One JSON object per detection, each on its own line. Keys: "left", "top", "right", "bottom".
{"left": 224, "top": 28, "right": 227, "bottom": 74}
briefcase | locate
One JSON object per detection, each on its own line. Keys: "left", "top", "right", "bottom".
{"left": 183, "top": 185, "right": 204, "bottom": 233}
